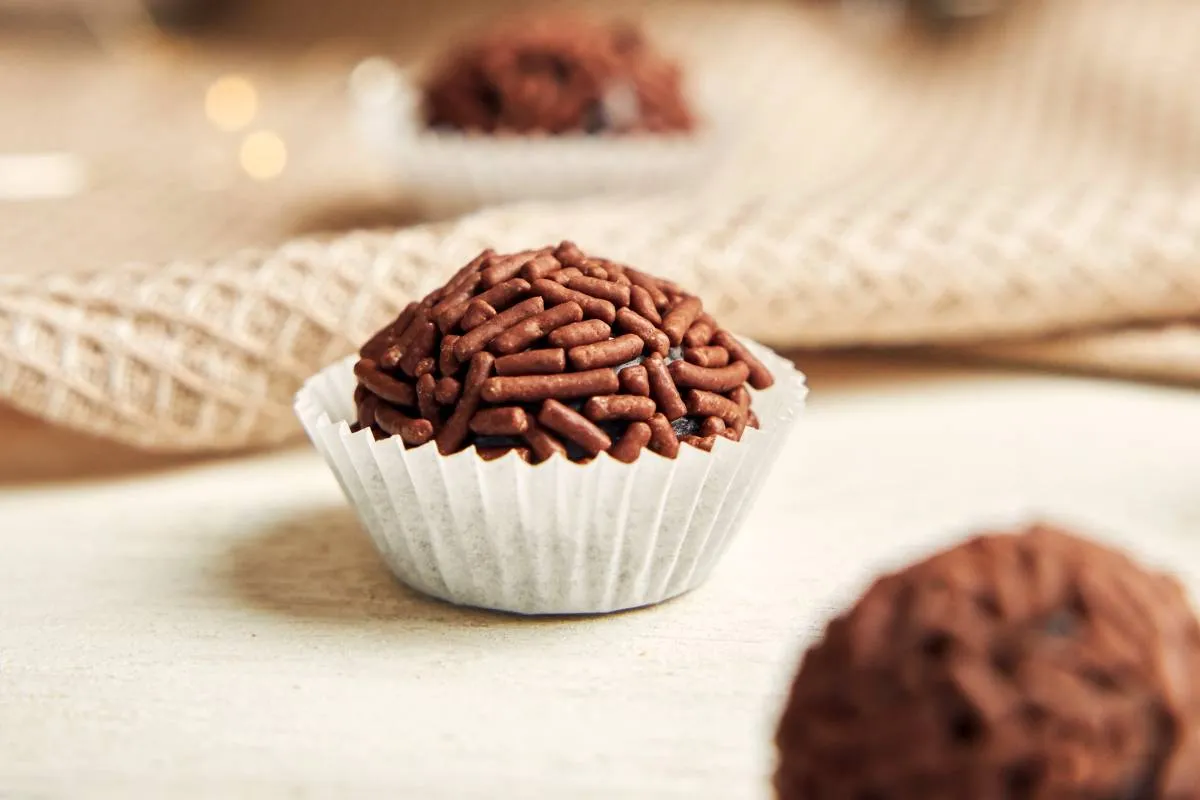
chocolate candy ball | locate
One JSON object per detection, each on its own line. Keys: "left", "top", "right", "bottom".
{"left": 422, "top": 16, "right": 694, "bottom": 135}
{"left": 354, "top": 244, "right": 773, "bottom": 463}
{"left": 775, "top": 525, "right": 1200, "bottom": 800}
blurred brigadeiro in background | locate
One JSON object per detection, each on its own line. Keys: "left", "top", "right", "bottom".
{"left": 421, "top": 16, "right": 695, "bottom": 136}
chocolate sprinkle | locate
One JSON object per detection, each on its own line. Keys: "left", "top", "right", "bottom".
{"left": 354, "top": 243, "right": 772, "bottom": 463}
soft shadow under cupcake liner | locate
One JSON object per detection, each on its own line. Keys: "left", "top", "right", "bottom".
{"left": 351, "top": 62, "right": 729, "bottom": 216}
{"left": 294, "top": 339, "right": 806, "bottom": 615}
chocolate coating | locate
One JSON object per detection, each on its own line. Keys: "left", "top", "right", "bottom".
{"left": 354, "top": 244, "right": 773, "bottom": 463}
{"left": 422, "top": 16, "right": 694, "bottom": 135}
{"left": 775, "top": 525, "right": 1200, "bottom": 800}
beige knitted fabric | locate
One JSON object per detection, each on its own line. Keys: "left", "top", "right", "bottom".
{"left": 1, "top": 0, "right": 1199, "bottom": 451}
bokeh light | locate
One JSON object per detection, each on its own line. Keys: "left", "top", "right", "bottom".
{"left": 204, "top": 74, "right": 259, "bottom": 132}
{"left": 238, "top": 130, "right": 287, "bottom": 181}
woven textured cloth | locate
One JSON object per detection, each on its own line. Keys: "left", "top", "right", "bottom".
{"left": 1, "top": 0, "right": 1199, "bottom": 451}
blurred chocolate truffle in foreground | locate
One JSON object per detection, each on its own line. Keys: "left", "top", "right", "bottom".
{"left": 354, "top": 243, "right": 772, "bottom": 464}
{"left": 422, "top": 16, "right": 694, "bottom": 135}
{"left": 775, "top": 525, "right": 1200, "bottom": 800}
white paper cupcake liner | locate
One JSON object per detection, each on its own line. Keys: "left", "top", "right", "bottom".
{"left": 349, "top": 58, "right": 730, "bottom": 217}
{"left": 294, "top": 338, "right": 806, "bottom": 615}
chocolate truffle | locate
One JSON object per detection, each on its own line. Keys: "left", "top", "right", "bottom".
{"left": 775, "top": 525, "right": 1200, "bottom": 800}
{"left": 422, "top": 17, "right": 694, "bottom": 135}
{"left": 354, "top": 244, "right": 773, "bottom": 463}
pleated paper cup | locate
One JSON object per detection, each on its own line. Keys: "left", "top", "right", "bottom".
{"left": 350, "top": 58, "right": 729, "bottom": 217}
{"left": 294, "top": 339, "right": 806, "bottom": 615}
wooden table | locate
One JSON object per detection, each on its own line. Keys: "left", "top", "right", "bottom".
{"left": 3, "top": 354, "right": 1198, "bottom": 798}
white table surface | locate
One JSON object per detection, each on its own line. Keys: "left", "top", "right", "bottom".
{"left": 2, "top": 354, "right": 1199, "bottom": 799}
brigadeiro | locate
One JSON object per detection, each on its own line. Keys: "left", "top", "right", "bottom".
{"left": 294, "top": 244, "right": 807, "bottom": 615}
{"left": 422, "top": 16, "right": 694, "bottom": 136}
{"left": 774, "top": 524, "right": 1200, "bottom": 800}
{"left": 353, "top": 242, "right": 772, "bottom": 463}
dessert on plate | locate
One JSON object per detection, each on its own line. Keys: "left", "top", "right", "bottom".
{"left": 351, "top": 16, "right": 718, "bottom": 214}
